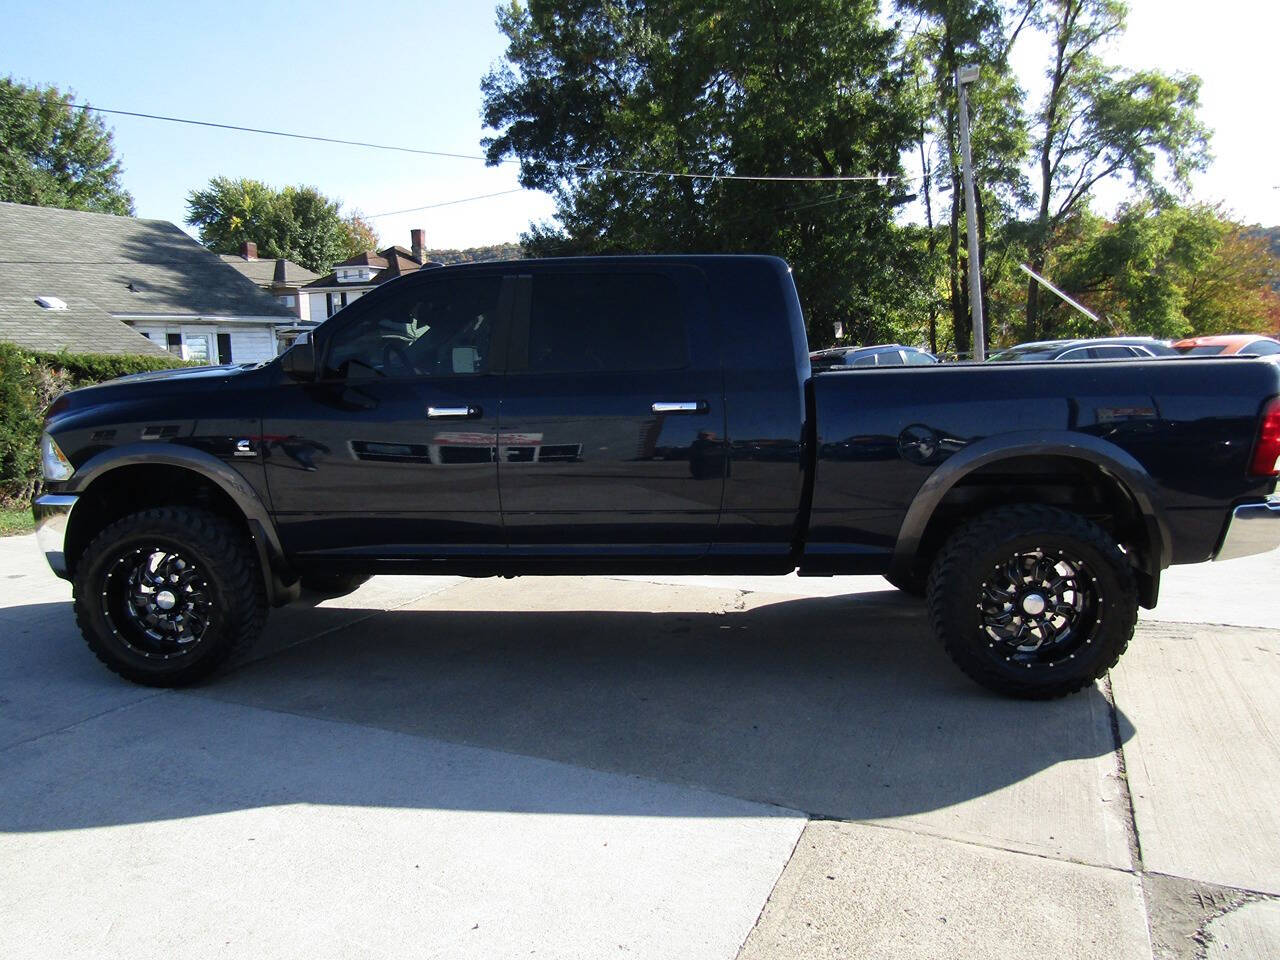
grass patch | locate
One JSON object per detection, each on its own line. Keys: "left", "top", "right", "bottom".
{"left": 0, "top": 505, "right": 34, "bottom": 537}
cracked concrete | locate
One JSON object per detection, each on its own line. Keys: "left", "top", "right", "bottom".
{"left": 1, "top": 533, "right": 1277, "bottom": 959}
{"left": 1143, "top": 874, "right": 1269, "bottom": 960}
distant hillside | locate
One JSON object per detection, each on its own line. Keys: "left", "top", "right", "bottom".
{"left": 1256, "top": 227, "right": 1280, "bottom": 259}
{"left": 423, "top": 243, "right": 524, "bottom": 265}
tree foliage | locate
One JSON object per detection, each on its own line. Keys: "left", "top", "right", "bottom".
{"left": 481, "top": 0, "right": 1271, "bottom": 350}
{"left": 483, "top": 0, "right": 928, "bottom": 345}
{"left": 343, "top": 210, "right": 380, "bottom": 257}
{"left": 0, "top": 345, "right": 184, "bottom": 505}
{"left": 1022, "top": 0, "right": 1210, "bottom": 338}
{"left": 901, "top": 1, "right": 1036, "bottom": 353}
{"left": 1029, "top": 204, "right": 1278, "bottom": 338}
{"left": 0, "top": 77, "right": 134, "bottom": 215}
{"left": 185, "top": 178, "right": 377, "bottom": 273}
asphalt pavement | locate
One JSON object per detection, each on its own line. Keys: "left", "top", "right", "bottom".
{"left": 0, "top": 533, "right": 1276, "bottom": 959}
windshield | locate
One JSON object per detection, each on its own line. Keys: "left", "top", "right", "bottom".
{"left": 988, "top": 347, "right": 1064, "bottom": 362}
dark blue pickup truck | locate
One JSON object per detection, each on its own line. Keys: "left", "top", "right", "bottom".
{"left": 33, "top": 256, "right": 1280, "bottom": 698}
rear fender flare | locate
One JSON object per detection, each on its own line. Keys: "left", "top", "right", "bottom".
{"left": 889, "top": 430, "right": 1170, "bottom": 580}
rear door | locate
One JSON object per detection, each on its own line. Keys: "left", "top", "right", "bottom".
{"left": 497, "top": 264, "right": 725, "bottom": 559}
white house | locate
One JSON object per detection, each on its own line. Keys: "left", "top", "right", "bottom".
{"left": 0, "top": 202, "right": 298, "bottom": 363}
{"left": 302, "top": 228, "right": 434, "bottom": 320}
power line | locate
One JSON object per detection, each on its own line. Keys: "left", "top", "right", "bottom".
{"left": 21, "top": 94, "right": 495, "bottom": 164}
{"left": 365, "top": 189, "right": 528, "bottom": 219}
{"left": 26, "top": 93, "right": 912, "bottom": 186}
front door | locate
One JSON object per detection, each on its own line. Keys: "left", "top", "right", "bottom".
{"left": 498, "top": 265, "right": 725, "bottom": 559}
{"left": 262, "top": 271, "right": 511, "bottom": 561}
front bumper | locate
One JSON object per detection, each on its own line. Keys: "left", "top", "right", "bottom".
{"left": 33, "top": 493, "right": 78, "bottom": 578}
{"left": 1214, "top": 496, "right": 1280, "bottom": 562}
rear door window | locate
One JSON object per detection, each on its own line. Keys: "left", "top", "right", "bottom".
{"left": 526, "top": 273, "right": 688, "bottom": 373}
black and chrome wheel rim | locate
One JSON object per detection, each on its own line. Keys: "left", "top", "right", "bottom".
{"left": 102, "top": 546, "right": 213, "bottom": 660}
{"left": 978, "top": 547, "right": 1100, "bottom": 670}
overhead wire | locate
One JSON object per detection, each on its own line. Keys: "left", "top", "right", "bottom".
{"left": 23, "top": 93, "right": 914, "bottom": 187}
{"left": 365, "top": 189, "right": 527, "bottom": 219}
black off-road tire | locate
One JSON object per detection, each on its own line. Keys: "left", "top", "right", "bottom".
{"left": 300, "top": 572, "right": 371, "bottom": 598}
{"left": 72, "top": 507, "right": 267, "bottom": 687}
{"left": 927, "top": 504, "right": 1138, "bottom": 700}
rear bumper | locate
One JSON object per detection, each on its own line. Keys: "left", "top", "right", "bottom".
{"left": 1214, "top": 496, "right": 1280, "bottom": 562}
{"left": 33, "top": 493, "right": 78, "bottom": 579}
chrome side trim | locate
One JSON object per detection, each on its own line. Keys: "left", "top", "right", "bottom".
{"left": 33, "top": 493, "right": 79, "bottom": 579}
{"left": 1214, "top": 496, "right": 1280, "bottom": 562}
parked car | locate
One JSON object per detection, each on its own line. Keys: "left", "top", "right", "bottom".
{"left": 1172, "top": 335, "right": 1280, "bottom": 357}
{"left": 33, "top": 255, "right": 1280, "bottom": 700}
{"left": 810, "top": 344, "right": 940, "bottom": 369}
{"left": 987, "top": 337, "right": 1176, "bottom": 362}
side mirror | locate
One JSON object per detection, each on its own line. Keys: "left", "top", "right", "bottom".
{"left": 281, "top": 334, "right": 316, "bottom": 381}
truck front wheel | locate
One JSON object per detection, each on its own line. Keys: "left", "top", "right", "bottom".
{"left": 927, "top": 505, "right": 1138, "bottom": 699}
{"left": 72, "top": 507, "right": 267, "bottom": 687}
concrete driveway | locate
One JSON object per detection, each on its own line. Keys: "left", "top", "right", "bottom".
{"left": 1, "top": 534, "right": 1276, "bottom": 959}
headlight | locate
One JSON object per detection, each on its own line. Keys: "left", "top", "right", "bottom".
{"left": 40, "top": 433, "right": 74, "bottom": 481}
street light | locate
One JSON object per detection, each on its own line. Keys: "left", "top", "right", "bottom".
{"left": 956, "top": 64, "right": 985, "bottom": 360}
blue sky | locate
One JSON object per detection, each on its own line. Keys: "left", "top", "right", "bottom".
{"left": 4, "top": 0, "right": 1277, "bottom": 250}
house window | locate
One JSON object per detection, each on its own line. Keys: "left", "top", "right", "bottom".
{"left": 217, "top": 333, "right": 233, "bottom": 365}
{"left": 184, "top": 335, "right": 212, "bottom": 364}
{"left": 327, "top": 292, "right": 347, "bottom": 316}
{"left": 278, "top": 295, "right": 296, "bottom": 307}
{"left": 166, "top": 333, "right": 182, "bottom": 357}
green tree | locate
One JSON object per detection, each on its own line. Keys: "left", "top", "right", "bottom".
{"left": 185, "top": 178, "right": 372, "bottom": 272}
{"left": 1042, "top": 204, "right": 1276, "bottom": 338}
{"left": 899, "top": 1, "right": 1035, "bottom": 354}
{"left": 0, "top": 78, "right": 134, "bottom": 215}
{"left": 1023, "top": 0, "right": 1209, "bottom": 339}
{"left": 342, "top": 210, "right": 380, "bottom": 257}
{"left": 482, "top": 0, "right": 927, "bottom": 346}
{"left": 186, "top": 177, "right": 289, "bottom": 256}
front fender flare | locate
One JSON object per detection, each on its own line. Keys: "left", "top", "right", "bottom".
{"left": 64, "top": 443, "right": 297, "bottom": 604}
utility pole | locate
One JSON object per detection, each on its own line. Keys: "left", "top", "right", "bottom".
{"left": 956, "top": 65, "right": 985, "bottom": 361}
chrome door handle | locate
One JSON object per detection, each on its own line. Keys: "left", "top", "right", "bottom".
{"left": 651, "top": 401, "right": 705, "bottom": 414}
{"left": 427, "top": 405, "right": 481, "bottom": 419}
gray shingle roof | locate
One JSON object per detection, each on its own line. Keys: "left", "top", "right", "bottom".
{"left": 0, "top": 292, "right": 166, "bottom": 356}
{"left": 219, "top": 254, "right": 320, "bottom": 287}
{"left": 0, "top": 202, "right": 295, "bottom": 355}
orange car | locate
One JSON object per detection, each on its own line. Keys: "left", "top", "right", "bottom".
{"left": 1172, "top": 334, "right": 1280, "bottom": 357}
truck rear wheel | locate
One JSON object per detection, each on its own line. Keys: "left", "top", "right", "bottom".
{"left": 72, "top": 507, "right": 267, "bottom": 687}
{"left": 926, "top": 504, "right": 1138, "bottom": 699}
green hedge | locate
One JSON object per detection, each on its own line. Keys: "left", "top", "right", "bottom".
{"left": 0, "top": 345, "right": 188, "bottom": 505}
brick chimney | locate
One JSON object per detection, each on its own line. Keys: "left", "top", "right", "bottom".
{"left": 240, "top": 241, "right": 258, "bottom": 260}
{"left": 410, "top": 229, "right": 426, "bottom": 264}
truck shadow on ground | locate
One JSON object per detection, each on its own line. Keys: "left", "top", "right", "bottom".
{"left": 1, "top": 583, "right": 1132, "bottom": 834}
